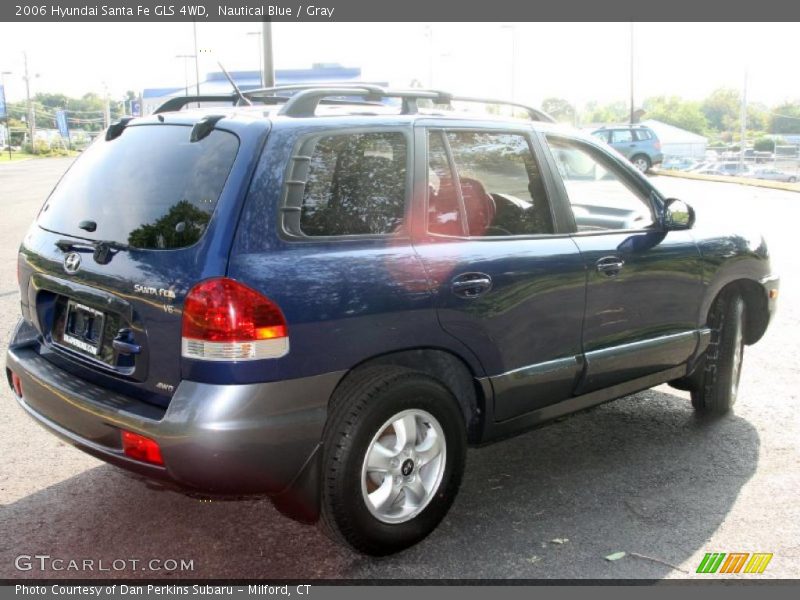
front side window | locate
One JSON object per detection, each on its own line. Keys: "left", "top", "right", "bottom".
{"left": 546, "top": 136, "right": 655, "bottom": 232}
{"left": 427, "top": 130, "right": 554, "bottom": 237}
{"left": 299, "top": 132, "right": 407, "bottom": 236}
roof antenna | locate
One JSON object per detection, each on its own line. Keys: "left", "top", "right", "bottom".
{"left": 217, "top": 60, "right": 252, "bottom": 106}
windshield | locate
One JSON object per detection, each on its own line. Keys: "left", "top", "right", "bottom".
{"left": 38, "top": 124, "right": 239, "bottom": 250}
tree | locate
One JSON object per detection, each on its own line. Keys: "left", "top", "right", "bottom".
{"left": 541, "top": 97, "right": 576, "bottom": 123}
{"left": 769, "top": 102, "right": 800, "bottom": 135}
{"left": 701, "top": 88, "right": 740, "bottom": 132}
{"left": 641, "top": 96, "right": 708, "bottom": 134}
{"left": 582, "top": 100, "right": 628, "bottom": 125}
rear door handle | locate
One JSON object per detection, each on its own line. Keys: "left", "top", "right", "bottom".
{"left": 596, "top": 256, "right": 625, "bottom": 277}
{"left": 451, "top": 272, "right": 492, "bottom": 298}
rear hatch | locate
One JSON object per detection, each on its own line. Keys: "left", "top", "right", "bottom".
{"left": 17, "top": 119, "right": 253, "bottom": 407}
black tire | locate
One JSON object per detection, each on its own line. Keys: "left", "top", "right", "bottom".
{"left": 319, "top": 366, "right": 467, "bottom": 555}
{"left": 631, "top": 154, "right": 652, "bottom": 173}
{"left": 690, "top": 291, "right": 746, "bottom": 416}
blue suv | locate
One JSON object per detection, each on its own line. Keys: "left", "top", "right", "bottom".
{"left": 591, "top": 124, "right": 663, "bottom": 173}
{"left": 5, "top": 87, "right": 778, "bottom": 555}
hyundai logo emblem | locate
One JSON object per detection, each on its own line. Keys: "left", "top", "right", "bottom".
{"left": 64, "top": 252, "right": 82, "bottom": 274}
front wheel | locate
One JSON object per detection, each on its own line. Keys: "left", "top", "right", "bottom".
{"left": 691, "top": 291, "right": 746, "bottom": 416}
{"left": 320, "top": 366, "right": 466, "bottom": 555}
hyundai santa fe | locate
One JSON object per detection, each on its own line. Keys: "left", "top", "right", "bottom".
{"left": 5, "top": 86, "right": 779, "bottom": 555}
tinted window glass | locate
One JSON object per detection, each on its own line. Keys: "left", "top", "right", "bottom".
{"left": 300, "top": 132, "right": 407, "bottom": 236}
{"left": 610, "top": 129, "right": 634, "bottom": 143}
{"left": 38, "top": 125, "right": 238, "bottom": 250}
{"left": 438, "top": 131, "right": 553, "bottom": 237}
{"left": 547, "top": 136, "right": 655, "bottom": 231}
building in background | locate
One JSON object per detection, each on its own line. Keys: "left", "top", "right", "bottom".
{"left": 142, "top": 64, "right": 364, "bottom": 115}
{"left": 640, "top": 119, "right": 708, "bottom": 159}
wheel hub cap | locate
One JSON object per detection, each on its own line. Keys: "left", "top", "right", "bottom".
{"left": 360, "top": 409, "right": 447, "bottom": 524}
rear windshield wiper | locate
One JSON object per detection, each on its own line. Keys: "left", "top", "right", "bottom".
{"left": 56, "top": 238, "right": 131, "bottom": 265}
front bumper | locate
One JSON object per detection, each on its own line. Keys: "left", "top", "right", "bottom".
{"left": 5, "top": 324, "right": 343, "bottom": 510}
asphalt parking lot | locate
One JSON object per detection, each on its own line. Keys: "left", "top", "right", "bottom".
{"left": 0, "top": 157, "right": 798, "bottom": 580}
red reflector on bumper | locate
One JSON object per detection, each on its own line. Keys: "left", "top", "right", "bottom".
{"left": 10, "top": 372, "right": 23, "bottom": 398}
{"left": 121, "top": 430, "right": 164, "bottom": 465}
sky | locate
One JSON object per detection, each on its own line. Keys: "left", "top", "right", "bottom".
{"left": 0, "top": 22, "right": 798, "bottom": 109}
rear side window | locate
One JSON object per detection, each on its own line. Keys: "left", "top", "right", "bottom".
{"left": 297, "top": 132, "right": 407, "bottom": 236}
{"left": 427, "top": 130, "right": 553, "bottom": 237}
{"left": 38, "top": 125, "right": 238, "bottom": 250}
{"left": 634, "top": 129, "right": 653, "bottom": 141}
{"left": 610, "top": 129, "right": 634, "bottom": 143}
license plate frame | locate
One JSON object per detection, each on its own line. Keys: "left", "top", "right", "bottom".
{"left": 62, "top": 301, "right": 106, "bottom": 356}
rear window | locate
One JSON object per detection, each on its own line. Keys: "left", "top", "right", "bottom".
{"left": 38, "top": 124, "right": 239, "bottom": 250}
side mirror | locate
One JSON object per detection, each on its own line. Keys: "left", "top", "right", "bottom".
{"left": 663, "top": 198, "right": 695, "bottom": 230}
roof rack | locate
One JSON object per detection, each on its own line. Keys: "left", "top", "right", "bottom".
{"left": 154, "top": 94, "right": 239, "bottom": 114}
{"left": 153, "top": 85, "right": 555, "bottom": 123}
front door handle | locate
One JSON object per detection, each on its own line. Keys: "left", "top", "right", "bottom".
{"left": 451, "top": 272, "right": 493, "bottom": 298}
{"left": 596, "top": 256, "right": 625, "bottom": 277}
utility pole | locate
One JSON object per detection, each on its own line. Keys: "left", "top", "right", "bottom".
{"left": 739, "top": 69, "right": 748, "bottom": 173}
{"left": 629, "top": 22, "right": 635, "bottom": 125}
{"left": 192, "top": 22, "right": 201, "bottom": 99}
{"left": 102, "top": 82, "right": 110, "bottom": 129}
{"left": 247, "top": 31, "right": 263, "bottom": 87}
{"left": 1, "top": 70, "right": 11, "bottom": 159}
{"left": 22, "top": 52, "right": 35, "bottom": 153}
{"left": 175, "top": 54, "right": 195, "bottom": 96}
{"left": 262, "top": 21, "right": 275, "bottom": 88}
{"left": 501, "top": 24, "right": 517, "bottom": 101}
{"left": 424, "top": 25, "right": 434, "bottom": 88}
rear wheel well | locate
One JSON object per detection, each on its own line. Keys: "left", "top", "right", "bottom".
{"left": 710, "top": 280, "right": 769, "bottom": 345}
{"left": 331, "top": 349, "right": 484, "bottom": 444}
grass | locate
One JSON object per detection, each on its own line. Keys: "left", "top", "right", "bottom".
{"left": 0, "top": 150, "right": 79, "bottom": 162}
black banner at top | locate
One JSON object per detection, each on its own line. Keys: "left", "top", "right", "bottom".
{"left": 2, "top": 0, "right": 800, "bottom": 22}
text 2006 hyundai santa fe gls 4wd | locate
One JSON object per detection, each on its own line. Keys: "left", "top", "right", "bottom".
{"left": 5, "top": 86, "right": 779, "bottom": 555}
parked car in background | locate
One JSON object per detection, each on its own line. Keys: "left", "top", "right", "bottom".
{"left": 591, "top": 124, "right": 663, "bottom": 173}
{"left": 661, "top": 156, "right": 699, "bottom": 171}
{"left": 693, "top": 166, "right": 726, "bottom": 176}
{"left": 751, "top": 167, "right": 798, "bottom": 183}
{"left": 715, "top": 162, "right": 753, "bottom": 177}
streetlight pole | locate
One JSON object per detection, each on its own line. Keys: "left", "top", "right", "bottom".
{"left": 1, "top": 70, "right": 11, "bottom": 159}
{"left": 247, "top": 31, "right": 263, "bottom": 88}
{"left": 262, "top": 21, "right": 275, "bottom": 88}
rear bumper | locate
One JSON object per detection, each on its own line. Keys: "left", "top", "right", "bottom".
{"left": 5, "top": 322, "right": 343, "bottom": 516}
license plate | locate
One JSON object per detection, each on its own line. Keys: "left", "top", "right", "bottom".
{"left": 62, "top": 301, "right": 105, "bottom": 356}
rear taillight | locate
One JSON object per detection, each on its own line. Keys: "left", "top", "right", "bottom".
{"left": 121, "top": 430, "right": 164, "bottom": 465}
{"left": 654, "top": 141, "right": 662, "bottom": 151}
{"left": 181, "top": 277, "right": 289, "bottom": 361}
